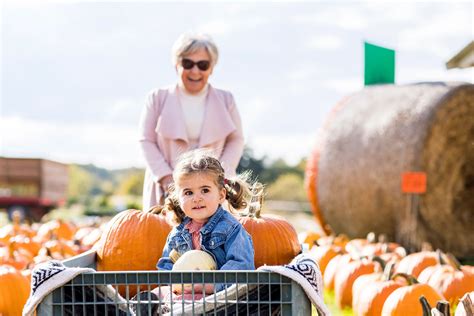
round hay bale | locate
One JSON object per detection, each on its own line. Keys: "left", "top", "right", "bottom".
{"left": 305, "top": 82, "right": 474, "bottom": 258}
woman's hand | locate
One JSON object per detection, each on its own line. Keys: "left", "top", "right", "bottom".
{"left": 159, "top": 175, "right": 174, "bottom": 193}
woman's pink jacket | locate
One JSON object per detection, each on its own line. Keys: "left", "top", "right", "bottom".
{"left": 139, "top": 84, "right": 244, "bottom": 211}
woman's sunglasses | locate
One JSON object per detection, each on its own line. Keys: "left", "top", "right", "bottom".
{"left": 181, "top": 58, "right": 211, "bottom": 71}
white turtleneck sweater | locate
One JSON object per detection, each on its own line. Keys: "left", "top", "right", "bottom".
{"left": 177, "top": 83, "right": 208, "bottom": 149}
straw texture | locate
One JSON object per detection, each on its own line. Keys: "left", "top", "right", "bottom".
{"left": 310, "top": 82, "right": 474, "bottom": 258}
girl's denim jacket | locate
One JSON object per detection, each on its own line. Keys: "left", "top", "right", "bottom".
{"left": 157, "top": 206, "right": 255, "bottom": 274}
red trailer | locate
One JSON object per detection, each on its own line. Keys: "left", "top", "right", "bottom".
{"left": 0, "top": 157, "right": 69, "bottom": 221}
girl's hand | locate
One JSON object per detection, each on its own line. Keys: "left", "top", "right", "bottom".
{"left": 151, "top": 285, "right": 177, "bottom": 300}
{"left": 178, "top": 283, "right": 215, "bottom": 295}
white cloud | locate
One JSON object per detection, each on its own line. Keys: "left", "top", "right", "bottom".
{"left": 291, "top": 6, "right": 368, "bottom": 30}
{"left": 1, "top": 116, "right": 144, "bottom": 169}
{"left": 396, "top": 4, "right": 472, "bottom": 59}
{"left": 364, "top": 2, "right": 419, "bottom": 23}
{"left": 197, "top": 16, "right": 269, "bottom": 36}
{"left": 305, "top": 35, "right": 343, "bottom": 51}
{"left": 240, "top": 96, "right": 274, "bottom": 132}
{"left": 246, "top": 132, "right": 318, "bottom": 165}
{"left": 106, "top": 98, "right": 143, "bottom": 124}
{"left": 197, "top": 21, "right": 234, "bottom": 36}
{"left": 288, "top": 66, "right": 317, "bottom": 82}
{"left": 324, "top": 77, "right": 363, "bottom": 94}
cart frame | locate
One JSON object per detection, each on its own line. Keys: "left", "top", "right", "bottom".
{"left": 36, "top": 250, "right": 312, "bottom": 315}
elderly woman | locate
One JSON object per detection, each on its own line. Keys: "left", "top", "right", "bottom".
{"left": 139, "top": 33, "right": 244, "bottom": 211}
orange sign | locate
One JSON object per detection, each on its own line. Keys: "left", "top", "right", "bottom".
{"left": 401, "top": 172, "right": 427, "bottom": 194}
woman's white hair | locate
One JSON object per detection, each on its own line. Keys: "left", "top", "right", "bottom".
{"left": 171, "top": 32, "right": 219, "bottom": 67}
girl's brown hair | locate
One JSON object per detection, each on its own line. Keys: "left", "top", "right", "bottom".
{"left": 149, "top": 149, "right": 262, "bottom": 226}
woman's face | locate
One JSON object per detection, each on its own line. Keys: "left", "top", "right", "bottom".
{"left": 177, "top": 48, "right": 213, "bottom": 94}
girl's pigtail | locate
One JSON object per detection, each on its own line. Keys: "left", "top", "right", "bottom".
{"left": 225, "top": 178, "right": 247, "bottom": 211}
{"left": 147, "top": 193, "right": 186, "bottom": 226}
{"left": 225, "top": 172, "right": 264, "bottom": 213}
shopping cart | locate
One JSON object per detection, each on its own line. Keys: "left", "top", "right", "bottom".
{"left": 36, "top": 250, "right": 312, "bottom": 315}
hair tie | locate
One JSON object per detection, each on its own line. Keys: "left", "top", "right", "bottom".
{"left": 224, "top": 178, "right": 229, "bottom": 185}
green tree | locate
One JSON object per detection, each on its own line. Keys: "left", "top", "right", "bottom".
{"left": 237, "top": 146, "right": 266, "bottom": 181}
{"left": 67, "top": 165, "right": 94, "bottom": 201}
{"left": 265, "top": 173, "right": 307, "bottom": 202}
{"left": 117, "top": 171, "right": 145, "bottom": 196}
{"left": 260, "top": 158, "right": 305, "bottom": 184}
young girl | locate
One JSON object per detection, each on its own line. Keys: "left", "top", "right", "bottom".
{"left": 154, "top": 149, "right": 256, "bottom": 291}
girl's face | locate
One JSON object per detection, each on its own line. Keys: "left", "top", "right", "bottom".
{"left": 176, "top": 48, "right": 213, "bottom": 94}
{"left": 176, "top": 172, "right": 225, "bottom": 224}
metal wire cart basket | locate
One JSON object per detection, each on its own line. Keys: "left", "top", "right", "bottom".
{"left": 36, "top": 250, "right": 312, "bottom": 315}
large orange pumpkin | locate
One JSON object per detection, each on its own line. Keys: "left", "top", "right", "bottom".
{"left": 95, "top": 209, "right": 171, "bottom": 272}
{"left": 0, "top": 265, "right": 30, "bottom": 315}
{"left": 95, "top": 209, "right": 171, "bottom": 297}
{"left": 239, "top": 204, "right": 301, "bottom": 268}
{"left": 381, "top": 273, "right": 443, "bottom": 315}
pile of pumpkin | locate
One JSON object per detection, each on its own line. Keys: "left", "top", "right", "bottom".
{"left": 0, "top": 213, "right": 104, "bottom": 315}
{"left": 2, "top": 205, "right": 473, "bottom": 315}
{"left": 299, "top": 231, "right": 474, "bottom": 315}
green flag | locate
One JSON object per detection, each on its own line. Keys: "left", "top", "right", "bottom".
{"left": 364, "top": 42, "right": 395, "bottom": 85}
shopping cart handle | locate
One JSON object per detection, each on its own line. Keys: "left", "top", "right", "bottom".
{"left": 63, "top": 249, "right": 97, "bottom": 269}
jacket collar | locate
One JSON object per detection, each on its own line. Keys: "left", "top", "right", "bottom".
{"left": 156, "top": 84, "right": 236, "bottom": 146}
{"left": 180, "top": 205, "right": 226, "bottom": 234}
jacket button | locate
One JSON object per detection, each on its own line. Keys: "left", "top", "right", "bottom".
{"left": 210, "top": 241, "right": 214, "bottom": 246}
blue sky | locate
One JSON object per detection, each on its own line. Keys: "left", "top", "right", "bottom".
{"left": 1, "top": 0, "right": 472, "bottom": 169}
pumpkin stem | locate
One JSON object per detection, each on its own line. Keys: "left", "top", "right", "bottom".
{"left": 366, "top": 232, "right": 376, "bottom": 243}
{"left": 444, "top": 252, "right": 462, "bottom": 271}
{"left": 391, "top": 272, "right": 419, "bottom": 285}
{"left": 435, "top": 301, "right": 450, "bottom": 316}
{"left": 382, "top": 261, "right": 396, "bottom": 281}
{"left": 377, "top": 233, "right": 387, "bottom": 243}
{"left": 371, "top": 255, "right": 386, "bottom": 271}
{"left": 435, "top": 249, "right": 445, "bottom": 264}
{"left": 8, "top": 242, "right": 16, "bottom": 259}
{"left": 461, "top": 294, "right": 474, "bottom": 315}
{"left": 378, "top": 234, "right": 390, "bottom": 253}
{"left": 421, "top": 242, "right": 433, "bottom": 252}
{"left": 419, "top": 296, "right": 432, "bottom": 316}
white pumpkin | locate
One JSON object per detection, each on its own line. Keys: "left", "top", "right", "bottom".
{"left": 172, "top": 250, "right": 217, "bottom": 293}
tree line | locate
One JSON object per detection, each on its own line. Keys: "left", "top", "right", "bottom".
{"left": 67, "top": 146, "right": 308, "bottom": 213}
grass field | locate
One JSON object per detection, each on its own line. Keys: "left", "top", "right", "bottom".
{"left": 323, "top": 290, "right": 353, "bottom": 316}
